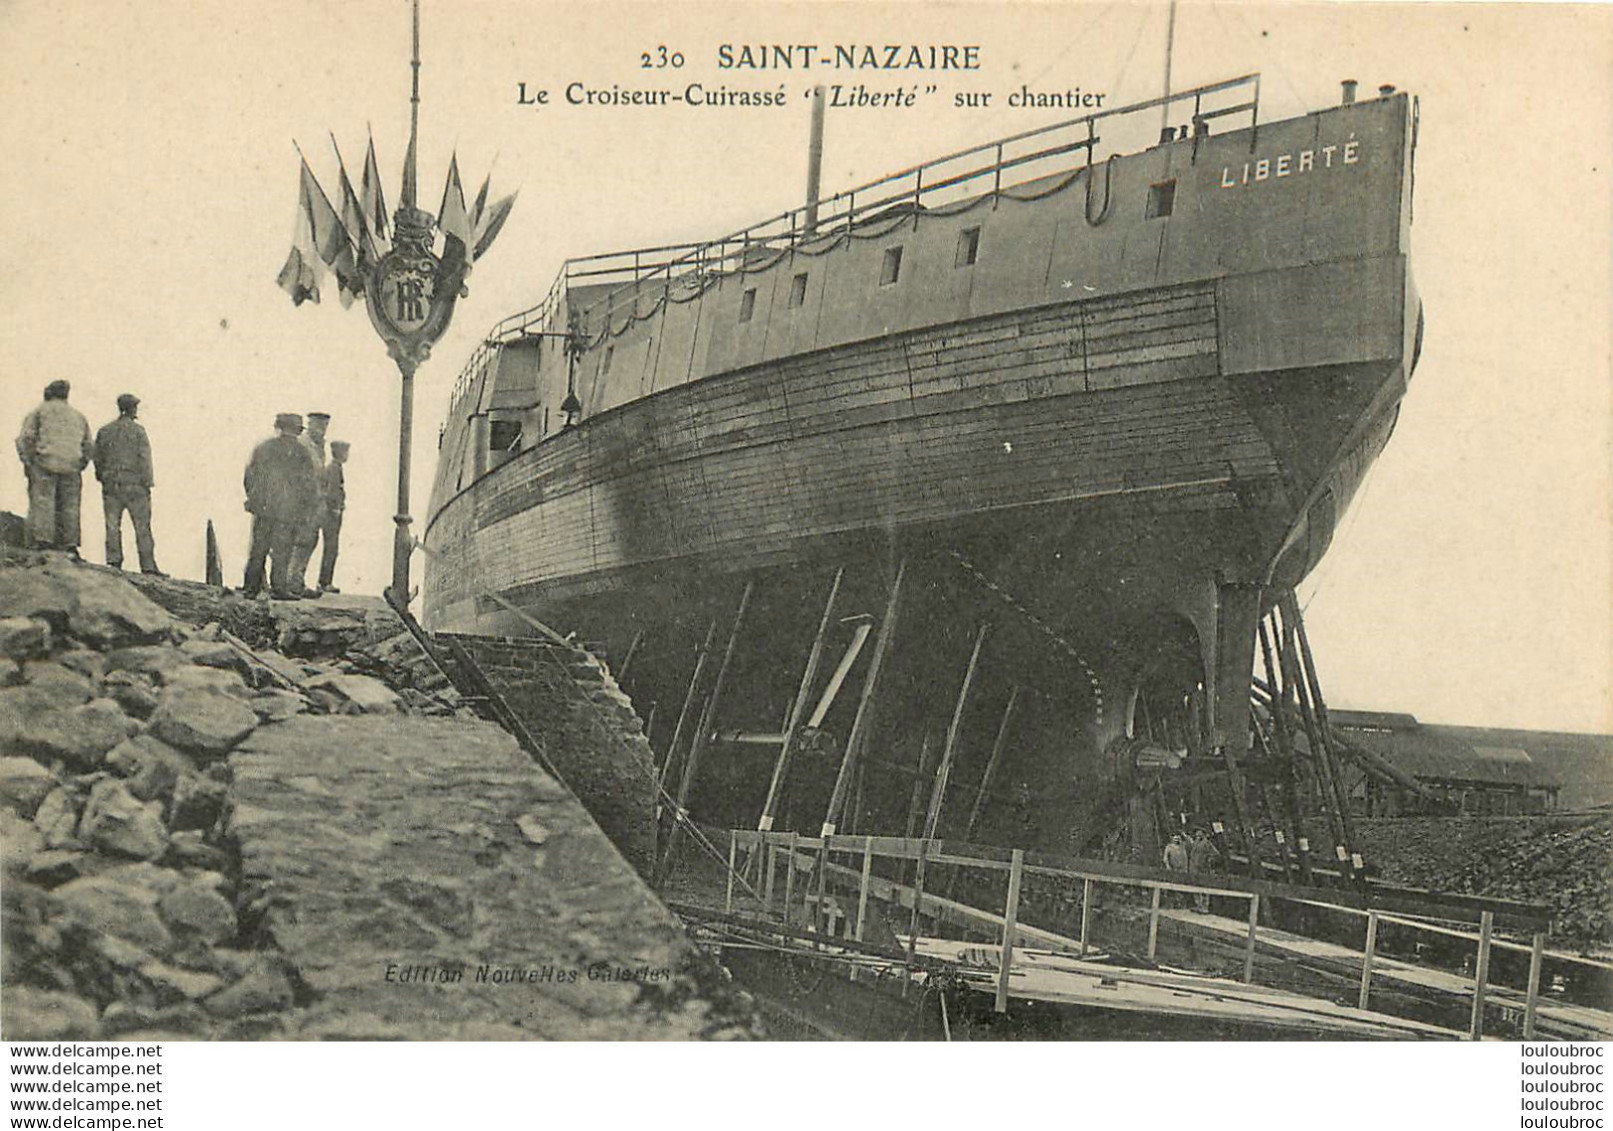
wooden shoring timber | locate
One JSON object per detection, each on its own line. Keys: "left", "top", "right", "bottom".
{"left": 922, "top": 623, "right": 990, "bottom": 842}
{"left": 658, "top": 617, "right": 718, "bottom": 796}
{"left": 1283, "top": 595, "right": 1360, "bottom": 854}
{"left": 730, "top": 831, "right": 1554, "bottom": 932}
{"left": 1275, "top": 602, "right": 1348, "bottom": 854}
{"left": 1259, "top": 616, "right": 1316, "bottom": 883}
{"left": 617, "top": 629, "right": 646, "bottom": 684}
{"left": 660, "top": 582, "right": 753, "bottom": 881}
{"left": 758, "top": 569, "right": 845, "bottom": 835}
{"left": 964, "top": 686, "right": 1022, "bottom": 843}
{"left": 823, "top": 560, "right": 907, "bottom": 836}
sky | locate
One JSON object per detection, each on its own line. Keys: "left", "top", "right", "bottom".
{"left": 0, "top": 0, "right": 1608, "bottom": 734}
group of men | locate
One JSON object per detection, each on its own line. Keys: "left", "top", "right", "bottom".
{"left": 15, "top": 381, "right": 162, "bottom": 575}
{"left": 242, "top": 411, "right": 348, "bottom": 601}
{"left": 13, "top": 382, "right": 351, "bottom": 601}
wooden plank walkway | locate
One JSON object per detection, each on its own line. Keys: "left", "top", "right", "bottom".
{"left": 1157, "top": 908, "right": 1612, "bottom": 1040}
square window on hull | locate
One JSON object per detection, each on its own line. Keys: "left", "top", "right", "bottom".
{"left": 1147, "top": 180, "right": 1176, "bottom": 219}
{"left": 955, "top": 227, "right": 981, "bottom": 267}
{"left": 739, "top": 288, "right": 757, "bottom": 322}
{"left": 788, "top": 272, "right": 809, "bottom": 307}
{"left": 880, "top": 246, "right": 903, "bottom": 285}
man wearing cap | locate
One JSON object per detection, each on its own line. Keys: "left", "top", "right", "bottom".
{"left": 93, "top": 394, "right": 161, "bottom": 574}
{"left": 285, "top": 410, "right": 330, "bottom": 599}
{"left": 15, "top": 380, "right": 94, "bottom": 553}
{"left": 317, "top": 440, "right": 349, "bottom": 593}
{"left": 242, "top": 413, "right": 319, "bottom": 599}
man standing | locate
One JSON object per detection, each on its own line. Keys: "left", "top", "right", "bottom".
{"left": 15, "top": 380, "right": 93, "bottom": 553}
{"left": 286, "top": 410, "right": 330, "bottom": 599}
{"left": 93, "top": 394, "right": 161, "bottom": 574}
{"left": 243, "top": 413, "right": 319, "bottom": 600}
{"left": 317, "top": 440, "right": 349, "bottom": 594}
{"left": 1188, "top": 827, "right": 1222, "bottom": 913}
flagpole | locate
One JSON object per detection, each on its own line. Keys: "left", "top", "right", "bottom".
{"left": 391, "top": 0, "right": 424, "bottom": 604}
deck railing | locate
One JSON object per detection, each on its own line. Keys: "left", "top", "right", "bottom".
{"left": 446, "top": 74, "right": 1262, "bottom": 412}
{"left": 724, "top": 829, "right": 1577, "bottom": 1038}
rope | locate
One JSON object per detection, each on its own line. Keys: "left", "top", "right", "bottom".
{"left": 947, "top": 550, "right": 1104, "bottom": 727}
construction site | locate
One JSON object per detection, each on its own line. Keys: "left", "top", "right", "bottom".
{"left": 1, "top": 547, "right": 1607, "bottom": 1041}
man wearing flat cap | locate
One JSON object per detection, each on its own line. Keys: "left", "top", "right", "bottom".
{"left": 93, "top": 393, "right": 161, "bottom": 575}
{"left": 15, "top": 380, "right": 93, "bottom": 554}
{"left": 286, "top": 410, "right": 330, "bottom": 599}
{"left": 242, "top": 412, "right": 319, "bottom": 599}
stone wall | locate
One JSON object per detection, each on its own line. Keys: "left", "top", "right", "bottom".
{"left": 444, "top": 634, "right": 657, "bottom": 877}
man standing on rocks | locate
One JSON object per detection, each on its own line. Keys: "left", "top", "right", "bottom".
{"left": 243, "top": 413, "right": 319, "bottom": 600}
{"left": 317, "top": 440, "right": 349, "bottom": 594}
{"left": 92, "top": 393, "right": 162, "bottom": 576}
{"left": 285, "top": 410, "right": 330, "bottom": 599}
{"left": 14, "top": 380, "right": 94, "bottom": 555}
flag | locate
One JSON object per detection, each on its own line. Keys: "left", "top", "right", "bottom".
{"left": 469, "top": 172, "right": 491, "bottom": 234}
{"left": 437, "top": 153, "right": 473, "bottom": 269}
{"left": 298, "top": 155, "right": 359, "bottom": 309}
{"left": 275, "top": 166, "right": 324, "bottom": 306}
{"left": 332, "top": 137, "right": 376, "bottom": 304}
{"left": 360, "top": 133, "right": 391, "bottom": 254}
{"left": 473, "top": 191, "right": 517, "bottom": 261}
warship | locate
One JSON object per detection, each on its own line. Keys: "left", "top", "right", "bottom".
{"left": 421, "top": 74, "right": 1422, "bottom": 858}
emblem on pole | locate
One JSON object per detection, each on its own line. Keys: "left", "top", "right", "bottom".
{"left": 364, "top": 206, "right": 466, "bottom": 368}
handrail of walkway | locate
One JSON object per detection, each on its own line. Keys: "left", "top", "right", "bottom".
{"left": 726, "top": 828, "right": 1558, "bottom": 1039}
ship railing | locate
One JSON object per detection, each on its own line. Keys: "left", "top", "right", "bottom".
{"left": 568, "top": 74, "right": 1262, "bottom": 330}
{"left": 725, "top": 827, "right": 1569, "bottom": 1037}
{"left": 446, "top": 74, "right": 1261, "bottom": 410}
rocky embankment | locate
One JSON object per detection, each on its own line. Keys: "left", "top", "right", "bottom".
{"left": 0, "top": 556, "right": 461, "bottom": 1039}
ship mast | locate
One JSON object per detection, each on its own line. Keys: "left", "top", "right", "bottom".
{"left": 1160, "top": 0, "right": 1178, "bottom": 135}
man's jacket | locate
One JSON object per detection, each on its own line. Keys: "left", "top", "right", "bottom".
{"left": 93, "top": 417, "right": 154, "bottom": 487}
{"left": 16, "top": 401, "right": 92, "bottom": 476}
{"left": 244, "top": 434, "right": 318, "bottom": 521}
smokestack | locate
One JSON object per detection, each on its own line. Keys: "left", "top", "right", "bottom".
{"left": 1378, "top": 84, "right": 1397, "bottom": 97}
{"left": 803, "top": 86, "right": 826, "bottom": 236}
{"left": 1341, "top": 79, "right": 1358, "bottom": 105}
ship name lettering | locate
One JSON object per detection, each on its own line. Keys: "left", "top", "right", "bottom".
{"left": 1219, "top": 138, "right": 1363, "bottom": 189}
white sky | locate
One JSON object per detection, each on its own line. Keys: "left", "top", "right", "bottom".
{"left": 1, "top": 0, "right": 1608, "bottom": 733}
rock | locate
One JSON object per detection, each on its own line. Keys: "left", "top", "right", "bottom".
{"left": 250, "top": 688, "right": 309, "bottom": 722}
{"left": 105, "top": 734, "right": 195, "bottom": 803}
{"left": 54, "top": 649, "right": 107, "bottom": 681}
{"left": 157, "top": 883, "right": 236, "bottom": 945}
{"left": 103, "top": 644, "right": 188, "bottom": 683}
{"left": 54, "top": 865, "right": 176, "bottom": 953}
{"left": 20, "top": 660, "right": 95, "bottom": 704}
{"left": 0, "top": 987, "right": 100, "bottom": 1039}
{"left": 33, "top": 786, "right": 82, "bottom": 848}
{"left": 0, "top": 755, "right": 57, "bottom": 816}
{"left": 164, "top": 831, "right": 230, "bottom": 872}
{"left": 80, "top": 778, "right": 169, "bottom": 861}
{"left": 0, "top": 616, "right": 50, "bottom": 660}
{"left": 164, "top": 665, "right": 251, "bottom": 699}
{"left": 1, "top": 808, "right": 44, "bottom": 876}
{"left": 0, "top": 687, "right": 54, "bottom": 749}
{"left": 42, "top": 563, "right": 174, "bottom": 648}
{"left": 169, "top": 774, "right": 226, "bottom": 832}
{"left": 0, "top": 569, "right": 76, "bottom": 629}
{"left": 202, "top": 958, "right": 293, "bottom": 1018}
{"left": 146, "top": 687, "right": 258, "bottom": 759}
{"left": 139, "top": 960, "right": 224, "bottom": 1003}
{"left": 25, "top": 849, "right": 103, "bottom": 887}
{"left": 515, "top": 814, "right": 550, "bottom": 845}
{"left": 100, "top": 1001, "right": 163, "bottom": 1036}
{"left": 0, "top": 657, "right": 19, "bottom": 686}
{"left": 307, "top": 672, "right": 402, "bottom": 713}
{"left": 104, "top": 676, "right": 160, "bottom": 720}
{"left": 19, "top": 699, "right": 140, "bottom": 770}
{"left": 179, "top": 637, "right": 246, "bottom": 673}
